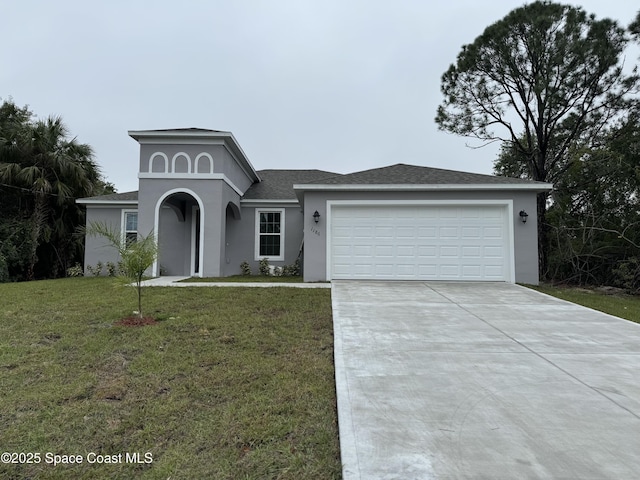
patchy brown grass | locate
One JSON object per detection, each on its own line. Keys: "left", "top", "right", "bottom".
{"left": 0, "top": 278, "right": 341, "bottom": 479}
{"left": 114, "top": 316, "right": 158, "bottom": 327}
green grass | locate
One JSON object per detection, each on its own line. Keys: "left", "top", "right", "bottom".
{"left": 179, "top": 275, "right": 303, "bottom": 283}
{"left": 0, "top": 278, "right": 341, "bottom": 479}
{"left": 527, "top": 284, "right": 640, "bottom": 323}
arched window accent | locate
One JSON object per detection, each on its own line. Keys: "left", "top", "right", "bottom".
{"left": 149, "top": 152, "right": 169, "bottom": 173}
{"left": 172, "top": 152, "right": 192, "bottom": 173}
{"left": 195, "top": 152, "right": 214, "bottom": 174}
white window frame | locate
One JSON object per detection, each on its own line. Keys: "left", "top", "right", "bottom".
{"left": 254, "top": 208, "right": 285, "bottom": 261}
{"left": 121, "top": 209, "right": 138, "bottom": 244}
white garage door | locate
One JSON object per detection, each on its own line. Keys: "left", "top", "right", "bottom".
{"left": 330, "top": 204, "right": 512, "bottom": 281}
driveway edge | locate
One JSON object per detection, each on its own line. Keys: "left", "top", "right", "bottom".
{"left": 331, "top": 281, "right": 360, "bottom": 480}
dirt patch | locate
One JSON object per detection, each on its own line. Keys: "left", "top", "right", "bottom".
{"left": 114, "top": 316, "right": 158, "bottom": 327}
{"left": 94, "top": 353, "right": 130, "bottom": 401}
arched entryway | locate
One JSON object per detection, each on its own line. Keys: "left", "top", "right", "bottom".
{"left": 154, "top": 189, "right": 204, "bottom": 277}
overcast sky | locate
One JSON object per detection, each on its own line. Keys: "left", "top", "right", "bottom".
{"left": 2, "top": 1, "right": 638, "bottom": 193}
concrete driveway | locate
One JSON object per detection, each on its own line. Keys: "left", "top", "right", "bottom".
{"left": 332, "top": 281, "right": 640, "bottom": 480}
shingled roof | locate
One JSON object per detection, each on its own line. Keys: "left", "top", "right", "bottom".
{"left": 308, "top": 163, "right": 544, "bottom": 185}
{"left": 78, "top": 164, "right": 551, "bottom": 205}
{"left": 243, "top": 169, "right": 340, "bottom": 200}
{"left": 76, "top": 191, "right": 138, "bottom": 203}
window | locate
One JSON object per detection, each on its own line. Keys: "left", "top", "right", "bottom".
{"left": 255, "top": 209, "right": 285, "bottom": 261}
{"left": 123, "top": 211, "right": 138, "bottom": 244}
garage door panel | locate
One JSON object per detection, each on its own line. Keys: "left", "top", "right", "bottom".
{"left": 397, "top": 226, "right": 417, "bottom": 238}
{"left": 418, "top": 264, "right": 437, "bottom": 276}
{"left": 418, "top": 226, "right": 437, "bottom": 238}
{"left": 461, "top": 226, "right": 481, "bottom": 238}
{"left": 418, "top": 245, "right": 437, "bottom": 258}
{"left": 439, "top": 226, "right": 459, "bottom": 238}
{"left": 375, "top": 245, "right": 394, "bottom": 257}
{"left": 396, "top": 265, "right": 417, "bottom": 276}
{"left": 352, "top": 264, "right": 374, "bottom": 275}
{"left": 462, "top": 265, "right": 482, "bottom": 278}
{"left": 440, "top": 245, "right": 459, "bottom": 257}
{"left": 333, "top": 226, "right": 352, "bottom": 237}
{"left": 483, "top": 227, "right": 503, "bottom": 238}
{"left": 375, "top": 226, "right": 394, "bottom": 238}
{"left": 330, "top": 204, "right": 510, "bottom": 281}
{"left": 353, "top": 245, "right": 372, "bottom": 256}
{"left": 460, "top": 209, "right": 481, "bottom": 220}
{"left": 462, "top": 246, "right": 481, "bottom": 258}
{"left": 439, "top": 264, "right": 461, "bottom": 277}
{"left": 484, "top": 265, "right": 506, "bottom": 279}
{"left": 353, "top": 226, "right": 374, "bottom": 236}
{"left": 333, "top": 245, "right": 352, "bottom": 256}
{"left": 396, "top": 245, "right": 415, "bottom": 257}
{"left": 483, "top": 246, "right": 504, "bottom": 258}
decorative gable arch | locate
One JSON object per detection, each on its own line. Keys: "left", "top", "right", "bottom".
{"left": 195, "top": 152, "right": 214, "bottom": 174}
{"left": 171, "top": 152, "right": 192, "bottom": 173}
{"left": 149, "top": 152, "right": 169, "bottom": 173}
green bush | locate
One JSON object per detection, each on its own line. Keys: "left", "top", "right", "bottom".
{"left": 240, "top": 261, "right": 251, "bottom": 276}
{"left": 66, "top": 263, "right": 84, "bottom": 277}
{"left": 258, "top": 258, "right": 270, "bottom": 276}
{"left": 282, "top": 258, "right": 301, "bottom": 277}
{"left": 0, "top": 253, "right": 9, "bottom": 283}
{"left": 613, "top": 257, "right": 640, "bottom": 294}
{"left": 86, "top": 262, "right": 104, "bottom": 276}
{"left": 106, "top": 261, "right": 118, "bottom": 277}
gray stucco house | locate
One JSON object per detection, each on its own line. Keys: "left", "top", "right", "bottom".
{"left": 77, "top": 128, "right": 552, "bottom": 284}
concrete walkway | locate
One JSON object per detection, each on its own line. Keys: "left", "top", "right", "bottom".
{"left": 139, "top": 276, "right": 330, "bottom": 288}
{"left": 332, "top": 281, "right": 640, "bottom": 479}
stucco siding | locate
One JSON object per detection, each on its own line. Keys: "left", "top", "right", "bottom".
{"left": 301, "top": 190, "right": 540, "bottom": 284}
{"left": 219, "top": 148, "right": 255, "bottom": 193}
{"left": 138, "top": 144, "right": 254, "bottom": 194}
{"left": 83, "top": 205, "right": 137, "bottom": 275}
{"left": 225, "top": 204, "right": 304, "bottom": 275}
{"left": 156, "top": 206, "right": 191, "bottom": 275}
{"left": 135, "top": 177, "right": 246, "bottom": 277}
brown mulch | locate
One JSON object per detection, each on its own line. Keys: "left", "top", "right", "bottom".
{"left": 114, "top": 316, "right": 158, "bottom": 327}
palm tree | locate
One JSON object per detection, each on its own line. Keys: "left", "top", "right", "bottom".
{"left": 0, "top": 115, "right": 99, "bottom": 279}
{"left": 87, "top": 222, "right": 158, "bottom": 319}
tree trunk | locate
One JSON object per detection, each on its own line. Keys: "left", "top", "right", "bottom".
{"left": 27, "top": 194, "right": 46, "bottom": 280}
{"left": 537, "top": 192, "right": 548, "bottom": 281}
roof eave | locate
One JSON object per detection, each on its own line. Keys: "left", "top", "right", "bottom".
{"left": 76, "top": 199, "right": 139, "bottom": 205}
{"left": 293, "top": 183, "right": 554, "bottom": 192}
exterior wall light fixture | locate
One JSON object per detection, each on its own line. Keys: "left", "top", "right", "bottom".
{"left": 519, "top": 210, "right": 529, "bottom": 224}
{"left": 313, "top": 210, "right": 320, "bottom": 223}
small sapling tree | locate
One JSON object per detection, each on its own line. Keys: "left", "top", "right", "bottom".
{"left": 87, "top": 222, "right": 158, "bottom": 319}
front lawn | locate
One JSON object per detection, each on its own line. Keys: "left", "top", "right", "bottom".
{"left": 528, "top": 284, "right": 640, "bottom": 324}
{"left": 0, "top": 278, "right": 341, "bottom": 479}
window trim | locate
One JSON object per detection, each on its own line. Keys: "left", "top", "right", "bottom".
{"left": 121, "top": 209, "right": 138, "bottom": 245}
{"left": 254, "top": 208, "right": 285, "bottom": 261}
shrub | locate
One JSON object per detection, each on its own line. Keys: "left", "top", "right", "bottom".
{"left": 106, "top": 262, "right": 118, "bottom": 277}
{"left": 613, "top": 257, "right": 640, "bottom": 294}
{"left": 282, "top": 258, "right": 301, "bottom": 277}
{"left": 240, "top": 261, "right": 251, "bottom": 276}
{"left": 0, "top": 253, "right": 8, "bottom": 283}
{"left": 86, "top": 262, "right": 103, "bottom": 276}
{"left": 258, "top": 258, "right": 270, "bottom": 276}
{"left": 66, "top": 263, "right": 84, "bottom": 277}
